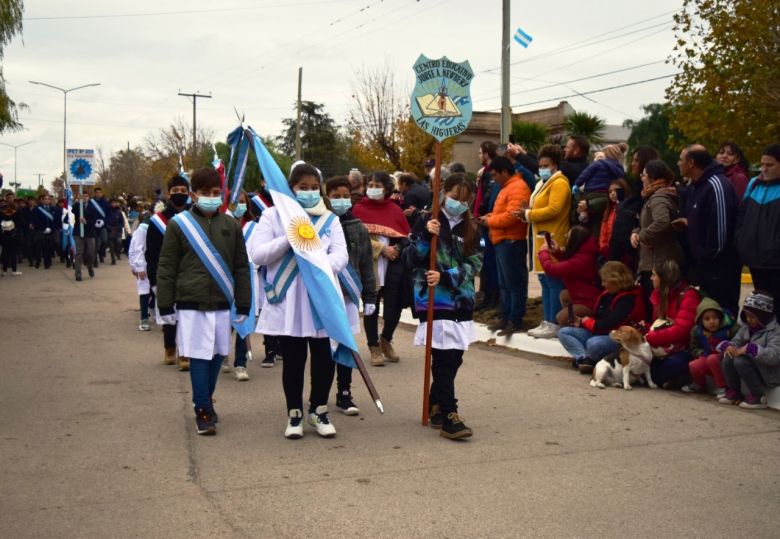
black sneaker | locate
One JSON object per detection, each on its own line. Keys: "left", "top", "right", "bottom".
{"left": 211, "top": 401, "right": 219, "bottom": 423}
{"left": 497, "top": 321, "right": 522, "bottom": 337}
{"left": 440, "top": 412, "right": 473, "bottom": 440}
{"left": 487, "top": 318, "right": 507, "bottom": 332}
{"left": 261, "top": 353, "right": 276, "bottom": 368}
{"left": 429, "top": 404, "right": 443, "bottom": 429}
{"left": 195, "top": 406, "right": 216, "bottom": 435}
{"left": 88, "top": 268, "right": 95, "bottom": 277}
{"left": 75, "top": 274, "right": 82, "bottom": 282}
{"left": 336, "top": 391, "right": 359, "bottom": 416}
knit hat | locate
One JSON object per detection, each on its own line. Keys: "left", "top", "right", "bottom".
{"left": 741, "top": 290, "right": 775, "bottom": 326}
{"left": 603, "top": 142, "right": 628, "bottom": 161}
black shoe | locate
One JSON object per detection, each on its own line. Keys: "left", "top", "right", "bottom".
{"left": 261, "top": 353, "right": 276, "bottom": 368}
{"left": 336, "top": 391, "right": 359, "bottom": 416}
{"left": 35, "top": 263, "right": 40, "bottom": 269}
{"left": 578, "top": 364, "right": 594, "bottom": 375}
{"left": 440, "top": 412, "right": 473, "bottom": 440}
{"left": 497, "top": 321, "right": 521, "bottom": 337}
{"left": 75, "top": 274, "right": 82, "bottom": 282}
{"left": 88, "top": 268, "right": 95, "bottom": 277}
{"left": 195, "top": 406, "right": 216, "bottom": 435}
{"left": 211, "top": 402, "right": 219, "bottom": 423}
{"left": 487, "top": 318, "right": 507, "bottom": 332}
{"left": 429, "top": 404, "right": 443, "bottom": 429}
{"left": 44, "top": 264, "right": 51, "bottom": 269}
{"left": 110, "top": 260, "right": 116, "bottom": 266}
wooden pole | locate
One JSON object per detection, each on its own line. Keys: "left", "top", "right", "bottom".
{"left": 422, "top": 141, "right": 443, "bottom": 426}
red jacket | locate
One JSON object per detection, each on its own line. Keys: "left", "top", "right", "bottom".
{"left": 538, "top": 236, "right": 602, "bottom": 310}
{"left": 646, "top": 285, "right": 700, "bottom": 351}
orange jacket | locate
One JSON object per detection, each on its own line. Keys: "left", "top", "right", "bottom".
{"left": 486, "top": 174, "right": 531, "bottom": 244}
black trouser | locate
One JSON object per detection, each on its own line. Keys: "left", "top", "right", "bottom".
{"left": 430, "top": 348, "right": 464, "bottom": 414}
{"left": 34, "top": 232, "right": 55, "bottom": 268}
{"left": 336, "top": 363, "right": 352, "bottom": 393}
{"left": 23, "top": 230, "right": 34, "bottom": 263}
{"left": 692, "top": 254, "right": 742, "bottom": 316}
{"left": 264, "top": 334, "right": 280, "bottom": 358}
{"left": 364, "top": 259, "right": 405, "bottom": 346}
{"left": 108, "top": 234, "right": 122, "bottom": 263}
{"left": 1, "top": 238, "right": 17, "bottom": 272}
{"left": 278, "top": 336, "right": 334, "bottom": 412}
{"left": 638, "top": 271, "right": 654, "bottom": 322}
{"left": 750, "top": 267, "right": 780, "bottom": 318}
{"left": 163, "top": 324, "right": 177, "bottom": 349}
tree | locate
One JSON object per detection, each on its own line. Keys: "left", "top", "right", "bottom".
{"left": 144, "top": 119, "right": 215, "bottom": 173}
{"left": 666, "top": 0, "right": 780, "bottom": 160}
{"left": 623, "top": 103, "right": 682, "bottom": 170}
{"left": 278, "top": 101, "right": 348, "bottom": 177}
{"left": 564, "top": 111, "right": 606, "bottom": 145}
{"left": 0, "top": 0, "right": 26, "bottom": 134}
{"left": 511, "top": 121, "right": 549, "bottom": 154}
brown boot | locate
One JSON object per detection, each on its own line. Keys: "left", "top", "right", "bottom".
{"left": 380, "top": 337, "right": 399, "bottom": 362}
{"left": 369, "top": 345, "right": 384, "bottom": 366}
{"left": 177, "top": 356, "right": 190, "bottom": 372}
{"left": 163, "top": 347, "right": 176, "bottom": 365}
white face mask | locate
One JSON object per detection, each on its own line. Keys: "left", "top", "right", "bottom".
{"left": 366, "top": 187, "right": 385, "bottom": 200}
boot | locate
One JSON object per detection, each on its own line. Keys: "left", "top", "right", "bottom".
{"left": 163, "top": 346, "right": 176, "bottom": 365}
{"left": 369, "top": 345, "right": 384, "bottom": 367}
{"left": 440, "top": 412, "right": 473, "bottom": 440}
{"left": 380, "top": 337, "right": 399, "bottom": 362}
{"left": 177, "top": 356, "right": 190, "bottom": 372}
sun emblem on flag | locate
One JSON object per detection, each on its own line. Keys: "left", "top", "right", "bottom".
{"left": 287, "top": 215, "right": 320, "bottom": 251}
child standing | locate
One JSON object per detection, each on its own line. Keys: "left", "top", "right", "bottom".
{"left": 128, "top": 222, "right": 152, "bottom": 331}
{"left": 325, "top": 176, "right": 378, "bottom": 416}
{"left": 157, "top": 168, "right": 251, "bottom": 435}
{"left": 406, "top": 173, "right": 482, "bottom": 440}
{"left": 717, "top": 291, "right": 780, "bottom": 409}
{"left": 682, "top": 298, "right": 738, "bottom": 397}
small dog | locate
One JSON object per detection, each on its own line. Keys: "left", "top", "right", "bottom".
{"left": 590, "top": 325, "right": 657, "bottom": 390}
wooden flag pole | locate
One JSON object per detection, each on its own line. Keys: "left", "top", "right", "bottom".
{"left": 422, "top": 141, "right": 443, "bottom": 426}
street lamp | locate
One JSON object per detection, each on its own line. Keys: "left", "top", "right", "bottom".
{"left": 28, "top": 81, "right": 101, "bottom": 181}
{"left": 0, "top": 141, "right": 34, "bottom": 193}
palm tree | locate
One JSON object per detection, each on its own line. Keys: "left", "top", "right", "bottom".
{"left": 511, "top": 121, "right": 549, "bottom": 154}
{"left": 564, "top": 112, "right": 607, "bottom": 146}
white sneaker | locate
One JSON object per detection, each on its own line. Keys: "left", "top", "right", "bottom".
{"left": 285, "top": 409, "right": 304, "bottom": 439}
{"left": 138, "top": 319, "right": 150, "bottom": 331}
{"left": 221, "top": 358, "right": 231, "bottom": 373}
{"left": 527, "top": 321, "right": 550, "bottom": 337}
{"left": 12, "top": 271, "right": 22, "bottom": 276}
{"left": 534, "top": 322, "right": 560, "bottom": 339}
{"left": 235, "top": 366, "right": 250, "bottom": 381}
{"left": 308, "top": 405, "right": 337, "bottom": 437}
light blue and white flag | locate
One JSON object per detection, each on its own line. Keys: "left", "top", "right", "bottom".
{"left": 514, "top": 27, "right": 533, "bottom": 48}
{"left": 247, "top": 126, "right": 358, "bottom": 369}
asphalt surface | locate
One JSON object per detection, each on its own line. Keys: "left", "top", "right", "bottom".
{"left": 2, "top": 260, "right": 780, "bottom": 538}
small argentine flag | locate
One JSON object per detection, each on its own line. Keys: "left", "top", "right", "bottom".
{"left": 514, "top": 27, "right": 533, "bottom": 48}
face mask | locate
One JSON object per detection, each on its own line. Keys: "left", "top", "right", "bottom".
{"left": 296, "top": 190, "right": 321, "bottom": 209}
{"left": 330, "top": 198, "right": 352, "bottom": 216}
{"left": 538, "top": 168, "right": 553, "bottom": 181}
{"left": 170, "top": 193, "right": 188, "bottom": 208}
{"left": 444, "top": 196, "right": 468, "bottom": 217}
{"left": 233, "top": 203, "right": 247, "bottom": 218}
{"left": 366, "top": 187, "right": 385, "bottom": 200}
{"left": 196, "top": 196, "right": 222, "bottom": 213}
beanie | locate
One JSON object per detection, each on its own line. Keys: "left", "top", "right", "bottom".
{"left": 741, "top": 290, "right": 775, "bottom": 326}
{"left": 603, "top": 142, "right": 628, "bottom": 161}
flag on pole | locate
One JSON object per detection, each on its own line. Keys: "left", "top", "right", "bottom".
{"left": 514, "top": 27, "right": 533, "bottom": 48}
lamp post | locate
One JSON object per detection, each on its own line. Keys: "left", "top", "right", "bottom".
{"left": 0, "top": 141, "right": 34, "bottom": 193}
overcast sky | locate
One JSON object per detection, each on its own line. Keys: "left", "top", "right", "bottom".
{"left": 2, "top": 0, "right": 682, "bottom": 190}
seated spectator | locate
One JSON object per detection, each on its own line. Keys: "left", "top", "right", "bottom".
{"left": 557, "top": 261, "right": 644, "bottom": 373}
{"left": 645, "top": 260, "right": 700, "bottom": 388}
{"left": 682, "top": 297, "right": 738, "bottom": 398}
{"left": 717, "top": 291, "right": 780, "bottom": 409}
{"left": 537, "top": 225, "right": 601, "bottom": 327}
{"left": 716, "top": 141, "right": 750, "bottom": 200}
{"left": 598, "top": 179, "right": 630, "bottom": 259}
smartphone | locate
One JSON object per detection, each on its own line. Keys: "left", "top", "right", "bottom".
{"left": 567, "top": 304, "right": 575, "bottom": 325}
{"left": 614, "top": 187, "right": 625, "bottom": 203}
{"left": 544, "top": 232, "right": 552, "bottom": 249}
{"left": 508, "top": 134, "right": 516, "bottom": 144}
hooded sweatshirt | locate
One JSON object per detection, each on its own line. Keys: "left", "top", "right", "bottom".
{"left": 574, "top": 159, "right": 625, "bottom": 192}
{"left": 689, "top": 297, "right": 738, "bottom": 357}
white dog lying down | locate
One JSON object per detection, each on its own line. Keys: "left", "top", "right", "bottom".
{"left": 590, "top": 325, "right": 657, "bottom": 390}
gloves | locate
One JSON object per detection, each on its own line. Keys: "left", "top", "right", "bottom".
{"left": 716, "top": 341, "right": 732, "bottom": 353}
{"left": 233, "top": 315, "right": 247, "bottom": 324}
{"left": 364, "top": 304, "right": 376, "bottom": 316}
{"left": 745, "top": 343, "right": 759, "bottom": 358}
{"left": 43, "top": 227, "right": 52, "bottom": 234}
{"left": 572, "top": 185, "right": 580, "bottom": 196}
{"left": 160, "top": 314, "right": 177, "bottom": 325}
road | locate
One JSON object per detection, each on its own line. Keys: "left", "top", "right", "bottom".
{"left": 2, "top": 261, "right": 779, "bottom": 538}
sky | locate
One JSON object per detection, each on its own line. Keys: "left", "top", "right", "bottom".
{"left": 2, "top": 0, "right": 683, "bottom": 190}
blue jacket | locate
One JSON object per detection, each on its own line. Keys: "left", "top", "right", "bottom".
{"left": 574, "top": 159, "right": 624, "bottom": 192}
{"left": 72, "top": 199, "right": 101, "bottom": 238}
{"left": 736, "top": 175, "right": 780, "bottom": 268}
{"left": 684, "top": 161, "right": 739, "bottom": 263}
{"left": 31, "top": 204, "right": 60, "bottom": 233}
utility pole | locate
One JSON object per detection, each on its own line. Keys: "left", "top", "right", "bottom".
{"left": 500, "top": 0, "right": 511, "bottom": 143}
{"left": 34, "top": 173, "right": 44, "bottom": 187}
{"left": 0, "top": 141, "right": 34, "bottom": 191}
{"left": 295, "top": 67, "right": 303, "bottom": 161}
{"left": 178, "top": 90, "right": 212, "bottom": 165}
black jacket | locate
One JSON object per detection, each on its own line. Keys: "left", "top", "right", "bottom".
{"left": 560, "top": 157, "right": 589, "bottom": 185}
{"left": 145, "top": 204, "right": 183, "bottom": 287}
{"left": 736, "top": 176, "right": 780, "bottom": 269}
{"left": 339, "top": 211, "right": 378, "bottom": 305}
{"left": 608, "top": 193, "right": 643, "bottom": 270}
{"left": 72, "top": 199, "right": 101, "bottom": 238}
{"left": 31, "top": 205, "right": 60, "bottom": 233}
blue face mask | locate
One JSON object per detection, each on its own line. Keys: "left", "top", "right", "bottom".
{"left": 296, "top": 189, "right": 321, "bottom": 209}
{"left": 444, "top": 196, "right": 468, "bottom": 217}
{"left": 330, "top": 198, "right": 352, "bottom": 216}
{"left": 196, "top": 195, "right": 222, "bottom": 213}
{"left": 538, "top": 168, "right": 553, "bottom": 181}
{"left": 233, "top": 203, "right": 247, "bottom": 218}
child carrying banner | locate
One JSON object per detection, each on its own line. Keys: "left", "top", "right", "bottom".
{"left": 156, "top": 168, "right": 252, "bottom": 435}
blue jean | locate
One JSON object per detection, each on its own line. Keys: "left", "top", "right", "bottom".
{"left": 539, "top": 273, "right": 564, "bottom": 323}
{"left": 480, "top": 228, "right": 499, "bottom": 295}
{"left": 190, "top": 355, "right": 224, "bottom": 409}
{"left": 495, "top": 239, "right": 528, "bottom": 322}
{"left": 557, "top": 327, "right": 619, "bottom": 361}
{"left": 139, "top": 293, "right": 150, "bottom": 321}
{"left": 234, "top": 334, "right": 248, "bottom": 368}
{"left": 650, "top": 351, "right": 692, "bottom": 387}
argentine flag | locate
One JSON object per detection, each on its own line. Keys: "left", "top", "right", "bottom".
{"left": 514, "top": 27, "right": 533, "bottom": 48}
{"left": 247, "top": 127, "right": 358, "bottom": 369}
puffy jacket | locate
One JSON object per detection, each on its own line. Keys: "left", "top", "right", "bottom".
{"left": 646, "top": 285, "right": 700, "bottom": 352}
{"left": 527, "top": 171, "right": 572, "bottom": 271}
{"left": 608, "top": 194, "right": 642, "bottom": 270}
{"left": 728, "top": 318, "right": 780, "bottom": 386}
{"left": 636, "top": 187, "right": 684, "bottom": 272}
{"left": 157, "top": 207, "right": 251, "bottom": 315}
{"left": 486, "top": 174, "right": 531, "bottom": 244}
{"left": 574, "top": 158, "right": 625, "bottom": 192}
{"left": 735, "top": 175, "right": 780, "bottom": 269}
{"left": 689, "top": 296, "right": 738, "bottom": 357}
{"left": 538, "top": 236, "right": 601, "bottom": 310}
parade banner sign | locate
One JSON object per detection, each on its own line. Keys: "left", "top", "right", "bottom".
{"left": 66, "top": 149, "right": 96, "bottom": 185}
{"left": 410, "top": 54, "right": 474, "bottom": 142}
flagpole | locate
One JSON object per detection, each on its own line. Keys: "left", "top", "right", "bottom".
{"left": 352, "top": 351, "right": 384, "bottom": 414}
{"left": 422, "top": 141, "right": 443, "bottom": 426}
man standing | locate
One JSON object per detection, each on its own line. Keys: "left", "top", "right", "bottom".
{"left": 678, "top": 145, "right": 741, "bottom": 314}
{"left": 31, "top": 193, "right": 59, "bottom": 269}
{"left": 91, "top": 187, "right": 111, "bottom": 266}
{"left": 397, "top": 173, "right": 431, "bottom": 228}
{"left": 560, "top": 135, "right": 590, "bottom": 186}
{"left": 480, "top": 156, "right": 532, "bottom": 336}
{"left": 72, "top": 190, "right": 99, "bottom": 281}
{"left": 21, "top": 196, "right": 35, "bottom": 266}
{"left": 474, "top": 141, "right": 500, "bottom": 312}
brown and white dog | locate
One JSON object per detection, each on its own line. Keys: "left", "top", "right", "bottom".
{"left": 589, "top": 325, "right": 657, "bottom": 390}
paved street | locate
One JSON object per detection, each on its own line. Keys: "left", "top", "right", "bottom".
{"left": 2, "top": 261, "right": 780, "bottom": 538}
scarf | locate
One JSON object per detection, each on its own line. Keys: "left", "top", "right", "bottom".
{"left": 303, "top": 197, "right": 329, "bottom": 217}
{"left": 641, "top": 180, "right": 672, "bottom": 199}
{"left": 352, "top": 197, "right": 410, "bottom": 238}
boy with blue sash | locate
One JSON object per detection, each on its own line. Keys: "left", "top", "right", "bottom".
{"left": 157, "top": 168, "right": 251, "bottom": 435}
{"left": 31, "top": 194, "right": 59, "bottom": 269}
{"left": 91, "top": 187, "right": 111, "bottom": 267}
{"left": 72, "top": 190, "right": 100, "bottom": 281}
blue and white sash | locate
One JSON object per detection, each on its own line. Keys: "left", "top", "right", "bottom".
{"left": 37, "top": 206, "right": 55, "bottom": 222}
{"left": 232, "top": 220, "right": 259, "bottom": 338}
{"left": 89, "top": 199, "right": 106, "bottom": 219}
{"left": 263, "top": 213, "right": 336, "bottom": 304}
{"left": 338, "top": 263, "right": 363, "bottom": 306}
{"left": 150, "top": 213, "right": 167, "bottom": 235}
{"left": 251, "top": 194, "right": 271, "bottom": 214}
